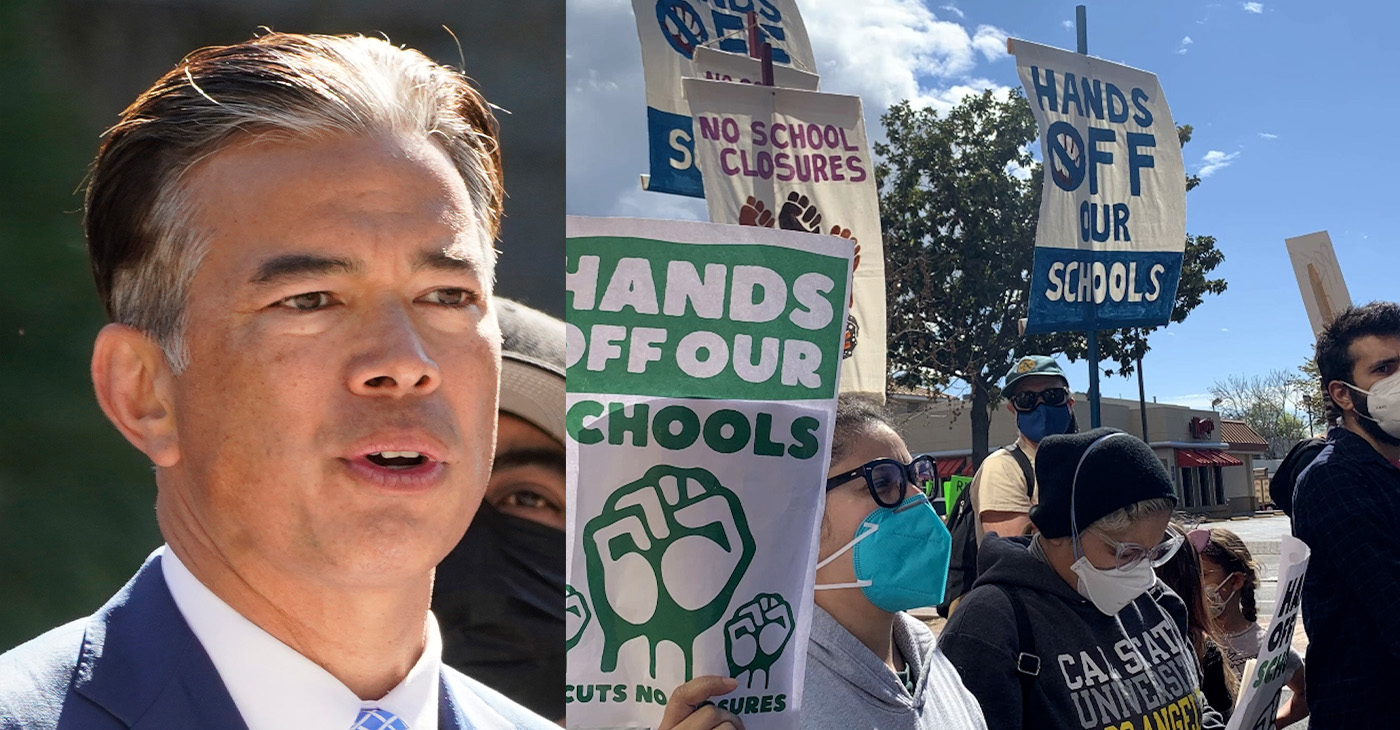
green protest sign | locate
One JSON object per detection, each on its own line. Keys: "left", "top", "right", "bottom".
{"left": 565, "top": 217, "right": 852, "bottom": 730}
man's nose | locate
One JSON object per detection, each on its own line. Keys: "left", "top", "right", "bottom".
{"left": 346, "top": 300, "right": 441, "bottom": 397}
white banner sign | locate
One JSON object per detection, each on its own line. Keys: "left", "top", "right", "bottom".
{"left": 691, "top": 46, "right": 820, "bottom": 91}
{"left": 1285, "top": 231, "right": 1352, "bottom": 337}
{"left": 633, "top": 0, "right": 815, "bottom": 197}
{"left": 1011, "top": 38, "right": 1187, "bottom": 335}
{"left": 564, "top": 216, "right": 853, "bottom": 730}
{"left": 682, "top": 79, "right": 886, "bottom": 397}
{"left": 1226, "top": 535, "right": 1310, "bottom": 730}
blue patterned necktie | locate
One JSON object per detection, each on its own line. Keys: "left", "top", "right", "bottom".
{"left": 351, "top": 708, "right": 408, "bottom": 730}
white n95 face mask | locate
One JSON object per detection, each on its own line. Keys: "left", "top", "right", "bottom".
{"left": 1346, "top": 372, "right": 1400, "bottom": 438}
{"left": 1071, "top": 557, "right": 1157, "bottom": 616}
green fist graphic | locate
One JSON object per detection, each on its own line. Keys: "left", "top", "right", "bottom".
{"left": 724, "top": 593, "right": 794, "bottom": 689}
{"left": 583, "top": 465, "right": 756, "bottom": 681}
{"left": 565, "top": 584, "right": 591, "bottom": 651}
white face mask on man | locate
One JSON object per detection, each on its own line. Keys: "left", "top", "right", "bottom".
{"left": 1344, "top": 372, "right": 1400, "bottom": 438}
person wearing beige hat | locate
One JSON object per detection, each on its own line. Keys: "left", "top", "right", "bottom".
{"left": 433, "top": 298, "right": 567, "bottom": 725}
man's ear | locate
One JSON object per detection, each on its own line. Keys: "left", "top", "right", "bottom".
{"left": 1326, "top": 380, "right": 1356, "bottom": 414}
{"left": 92, "top": 324, "right": 180, "bottom": 467}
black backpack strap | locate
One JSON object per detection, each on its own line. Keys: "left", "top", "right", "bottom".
{"left": 1007, "top": 442, "right": 1036, "bottom": 499}
{"left": 995, "top": 585, "right": 1040, "bottom": 709}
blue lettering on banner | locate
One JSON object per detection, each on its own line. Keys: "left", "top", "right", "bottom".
{"left": 647, "top": 106, "right": 705, "bottom": 198}
{"left": 1024, "top": 249, "right": 1183, "bottom": 334}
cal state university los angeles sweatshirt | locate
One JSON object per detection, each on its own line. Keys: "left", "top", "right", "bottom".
{"left": 938, "top": 536, "right": 1225, "bottom": 730}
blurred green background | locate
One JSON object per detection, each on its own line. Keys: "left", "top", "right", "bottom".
{"left": 0, "top": 0, "right": 563, "bottom": 651}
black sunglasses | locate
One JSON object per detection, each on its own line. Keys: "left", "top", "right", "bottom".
{"left": 825, "top": 455, "right": 937, "bottom": 508}
{"left": 1009, "top": 386, "right": 1069, "bottom": 412}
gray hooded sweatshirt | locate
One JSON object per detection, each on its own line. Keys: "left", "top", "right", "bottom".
{"left": 938, "top": 536, "right": 1225, "bottom": 730}
{"left": 801, "top": 605, "right": 987, "bottom": 730}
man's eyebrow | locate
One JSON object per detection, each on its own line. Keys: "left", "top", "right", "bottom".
{"left": 415, "top": 248, "right": 483, "bottom": 275}
{"left": 492, "top": 447, "right": 565, "bottom": 474}
{"left": 250, "top": 254, "right": 361, "bottom": 285}
{"left": 1371, "top": 355, "right": 1400, "bottom": 372}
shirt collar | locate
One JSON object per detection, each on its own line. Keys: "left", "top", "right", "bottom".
{"left": 159, "top": 545, "right": 441, "bottom": 730}
{"left": 1332, "top": 426, "right": 1400, "bottom": 471}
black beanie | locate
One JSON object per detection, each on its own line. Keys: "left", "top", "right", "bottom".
{"left": 1029, "top": 427, "right": 1177, "bottom": 538}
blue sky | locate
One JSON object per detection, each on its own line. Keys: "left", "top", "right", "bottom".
{"left": 566, "top": 0, "right": 1400, "bottom": 412}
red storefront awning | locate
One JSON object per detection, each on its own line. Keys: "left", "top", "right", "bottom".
{"left": 936, "top": 457, "right": 972, "bottom": 479}
{"left": 1175, "top": 449, "right": 1243, "bottom": 468}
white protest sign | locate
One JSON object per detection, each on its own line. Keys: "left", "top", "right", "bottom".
{"left": 633, "top": 0, "right": 815, "bottom": 197}
{"left": 1285, "top": 231, "right": 1352, "bottom": 337}
{"left": 564, "top": 216, "right": 852, "bottom": 730}
{"left": 1010, "top": 38, "right": 1187, "bottom": 335}
{"left": 691, "top": 46, "right": 820, "bottom": 91}
{"left": 1226, "top": 535, "right": 1310, "bottom": 730}
{"left": 682, "top": 78, "right": 886, "bottom": 397}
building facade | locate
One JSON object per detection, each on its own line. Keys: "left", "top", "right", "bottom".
{"left": 890, "top": 392, "right": 1270, "bottom": 518}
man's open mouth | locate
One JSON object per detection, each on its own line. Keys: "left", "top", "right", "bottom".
{"left": 365, "top": 451, "right": 430, "bottom": 469}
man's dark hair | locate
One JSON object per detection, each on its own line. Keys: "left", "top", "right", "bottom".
{"left": 1315, "top": 301, "right": 1400, "bottom": 412}
{"left": 831, "top": 394, "right": 895, "bottom": 464}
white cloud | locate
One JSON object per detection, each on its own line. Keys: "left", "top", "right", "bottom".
{"left": 1258, "top": 132, "right": 1279, "bottom": 139}
{"left": 940, "top": 4, "right": 965, "bottom": 19}
{"left": 566, "top": 0, "right": 1016, "bottom": 217}
{"left": 1176, "top": 36, "right": 1193, "bottom": 54}
{"left": 1243, "top": 2, "right": 1263, "bottom": 13}
{"left": 1198, "top": 150, "right": 1240, "bottom": 177}
{"left": 802, "top": 0, "right": 1012, "bottom": 116}
{"left": 1169, "top": 393, "right": 1219, "bottom": 410}
{"left": 1062, "top": 19, "right": 1074, "bottom": 30}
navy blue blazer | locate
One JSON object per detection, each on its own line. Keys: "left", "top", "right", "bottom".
{"left": 0, "top": 553, "right": 554, "bottom": 729}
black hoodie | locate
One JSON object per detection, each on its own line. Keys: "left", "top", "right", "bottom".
{"left": 938, "top": 536, "right": 1224, "bottom": 730}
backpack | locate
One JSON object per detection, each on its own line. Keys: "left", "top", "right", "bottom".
{"left": 937, "top": 443, "right": 1035, "bottom": 618}
{"left": 1269, "top": 436, "right": 1327, "bottom": 517}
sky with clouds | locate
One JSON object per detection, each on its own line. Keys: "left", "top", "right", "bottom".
{"left": 567, "top": 0, "right": 1400, "bottom": 415}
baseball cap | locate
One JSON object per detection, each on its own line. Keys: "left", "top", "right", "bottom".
{"left": 1003, "top": 354, "right": 1068, "bottom": 394}
{"left": 497, "top": 298, "right": 565, "bottom": 444}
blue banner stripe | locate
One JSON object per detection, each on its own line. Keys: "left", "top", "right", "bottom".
{"left": 647, "top": 107, "right": 705, "bottom": 199}
{"left": 1024, "top": 248, "right": 1182, "bottom": 334}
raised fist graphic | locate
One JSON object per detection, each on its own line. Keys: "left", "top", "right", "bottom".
{"left": 583, "top": 465, "right": 756, "bottom": 680}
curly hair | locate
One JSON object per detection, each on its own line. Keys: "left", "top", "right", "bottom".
{"left": 1314, "top": 301, "right": 1400, "bottom": 417}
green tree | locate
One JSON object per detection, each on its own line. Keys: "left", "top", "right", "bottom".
{"left": 877, "top": 91, "right": 1227, "bottom": 465}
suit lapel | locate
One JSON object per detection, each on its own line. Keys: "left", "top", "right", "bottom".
{"left": 439, "top": 674, "right": 468, "bottom": 730}
{"left": 69, "top": 552, "right": 248, "bottom": 730}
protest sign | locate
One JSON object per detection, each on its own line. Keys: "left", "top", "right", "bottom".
{"left": 1010, "top": 38, "right": 1187, "bottom": 335}
{"left": 564, "top": 216, "right": 853, "bottom": 730}
{"left": 1285, "top": 231, "right": 1352, "bottom": 337}
{"left": 691, "top": 46, "right": 820, "bottom": 91}
{"left": 633, "top": 0, "right": 815, "bottom": 198}
{"left": 682, "top": 78, "right": 886, "bottom": 397}
{"left": 1226, "top": 535, "right": 1310, "bottom": 730}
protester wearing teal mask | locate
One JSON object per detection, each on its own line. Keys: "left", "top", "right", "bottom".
{"left": 799, "top": 396, "right": 986, "bottom": 730}
{"left": 657, "top": 397, "right": 987, "bottom": 730}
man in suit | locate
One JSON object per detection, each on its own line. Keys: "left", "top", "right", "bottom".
{"left": 0, "top": 32, "right": 554, "bottom": 730}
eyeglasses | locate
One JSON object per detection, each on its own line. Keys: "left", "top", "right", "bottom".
{"left": 825, "top": 455, "right": 937, "bottom": 508}
{"left": 1009, "top": 386, "right": 1070, "bottom": 412}
{"left": 1087, "top": 528, "right": 1183, "bottom": 570}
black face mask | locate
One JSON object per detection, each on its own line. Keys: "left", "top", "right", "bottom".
{"left": 432, "top": 502, "right": 565, "bottom": 721}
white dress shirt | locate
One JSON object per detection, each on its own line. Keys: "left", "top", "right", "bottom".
{"left": 159, "top": 546, "right": 441, "bottom": 730}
